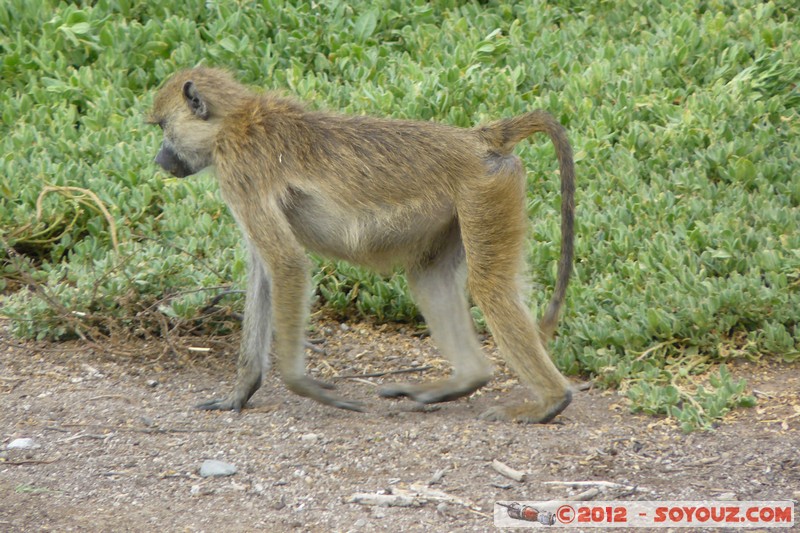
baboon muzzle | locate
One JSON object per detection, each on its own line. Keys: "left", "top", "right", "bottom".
{"left": 154, "top": 143, "right": 193, "bottom": 178}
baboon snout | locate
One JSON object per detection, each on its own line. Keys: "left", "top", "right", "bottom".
{"left": 154, "top": 143, "right": 193, "bottom": 178}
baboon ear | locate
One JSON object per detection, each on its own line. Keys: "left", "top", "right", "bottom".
{"left": 182, "top": 81, "right": 209, "bottom": 120}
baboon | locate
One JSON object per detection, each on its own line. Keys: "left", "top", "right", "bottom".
{"left": 149, "top": 67, "right": 575, "bottom": 423}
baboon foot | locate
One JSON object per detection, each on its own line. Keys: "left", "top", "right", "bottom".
{"left": 285, "top": 375, "right": 366, "bottom": 413}
{"left": 195, "top": 378, "right": 262, "bottom": 412}
{"left": 196, "top": 394, "right": 250, "bottom": 412}
{"left": 479, "top": 390, "right": 572, "bottom": 424}
{"left": 379, "top": 376, "right": 490, "bottom": 404}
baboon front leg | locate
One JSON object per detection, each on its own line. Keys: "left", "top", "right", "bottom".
{"left": 197, "top": 241, "right": 271, "bottom": 411}
{"left": 269, "top": 257, "right": 365, "bottom": 413}
{"left": 233, "top": 207, "right": 366, "bottom": 414}
{"left": 459, "top": 175, "right": 572, "bottom": 423}
{"left": 379, "top": 229, "right": 493, "bottom": 404}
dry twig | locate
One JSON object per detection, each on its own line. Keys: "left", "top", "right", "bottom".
{"left": 491, "top": 459, "right": 527, "bottom": 482}
{"left": 568, "top": 487, "right": 602, "bottom": 501}
{"left": 36, "top": 185, "right": 119, "bottom": 252}
{"left": 334, "top": 366, "right": 433, "bottom": 380}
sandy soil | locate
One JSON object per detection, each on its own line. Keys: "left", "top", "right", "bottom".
{"left": 1, "top": 319, "right": 798, "bottom": 532}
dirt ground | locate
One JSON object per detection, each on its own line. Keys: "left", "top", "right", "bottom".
{"left": 1, "top": 319, "right": 798, "bottom": 532}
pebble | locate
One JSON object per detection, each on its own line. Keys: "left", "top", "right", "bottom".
{"left": 717, "top": 492, "right": 737, "bottom": 500}
{"left": 199, "top": 459, "right": 237, "bottom": 477}
{"left": 146, "top": 379, "right": 159, "bottom": 387}
{"left": 340, "top": 323, "right": 350, "bottom": 332}
{"left": 7, "top": 438, "right": 36, "bottom": 450}
{"left": 300, "top": 433, "right": 319, "bottom": 443}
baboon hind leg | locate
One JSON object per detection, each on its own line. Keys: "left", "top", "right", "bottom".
{"left": 459, "top": 173, "right": 572, "bottom": 423}
{"left": 379, "top": 226, "right": 493, "bottom": 403}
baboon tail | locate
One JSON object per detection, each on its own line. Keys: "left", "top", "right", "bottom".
{"left": 477, "top": 111, "right": 575, "bottom": 339}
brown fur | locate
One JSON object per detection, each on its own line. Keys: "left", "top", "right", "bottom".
{"left": 149, "top": 67, "right": 575, "bottom": 422}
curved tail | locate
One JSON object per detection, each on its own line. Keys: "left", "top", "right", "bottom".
{"left": 476, "top": 110, "right": 575, "bottom": 339}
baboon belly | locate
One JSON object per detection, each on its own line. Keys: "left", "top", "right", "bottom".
{"left": 283, "top": 187, "right": 455, "bottom": 270}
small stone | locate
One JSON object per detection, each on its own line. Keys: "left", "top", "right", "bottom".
{"left": 354, "top": 518, "right": 367, "bottom": 528}
{"left": 146, "top": 379, "right": 159, "bottom": 387}
{"left": 7, "top": 438, "right": 36, "bottom": 450}
{"left": 300, "top": 433, "right": 319, "bottom": 443}
{"left": 190, "top": 485, "right": 201, "bottom": 495}
{"left": 199, "top": 459, "right": 237, "bottom": 477}
{"left": 717, "top": 492, "right": 737, "bottom": 500}
{"left": 340, "top": 323, "right": 350, "bottom": 332}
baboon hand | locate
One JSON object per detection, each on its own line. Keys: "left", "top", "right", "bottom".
{"left": 284, "top": 376, "right": 366, "bottom": 413}
{"left": 195, "top": 394, "right": 249, "bottom": 412}
{"left": 195, "top": 375, "right": 262, "bottom": 412}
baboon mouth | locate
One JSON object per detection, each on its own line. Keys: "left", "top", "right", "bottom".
{"left": 169, "top": 169, "right": 191, "bottom": 178}
{"left": 158, "top": 162, "right": 193, "bottom": 178}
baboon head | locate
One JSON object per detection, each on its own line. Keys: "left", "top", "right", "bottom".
{"left": 148, "top": 67, "right": 247, "bottom": 178}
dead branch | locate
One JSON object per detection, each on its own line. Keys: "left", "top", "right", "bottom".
{"left": 543, "top": 480, "right": 631, "bottom": 489}
{"left": 568, "top": 487, "right": 602, "bottom": 501}
{"left": 333, "top": 366, "right": 433, "bottom": 380}
{"left": 36, "top": 185, "right": 119, "bottom": 253}
{"left": 58, "top": 432, "right": 115, "bottom": 443}
{"left": 86, "top": 394, "right": 132, "bottom": 403}
{"left": 491, "top": 459, "right": 527, "bottom": 482}
{"left": 348, "top": 483, "right": 482, "bottom": 514}
{"left": 347, "top": 493, "right": 421, "bottom": 507}
{"left": 2, "top": 459, "right": 58, "bottom": 466}
{"left": 428, "top": 468, "right": 447, "bottom": 486}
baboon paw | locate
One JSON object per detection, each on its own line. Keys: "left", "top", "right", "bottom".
{"left": 309, "top": 389, "right": 366, "bottom": 413}
{"left": 379, "top": 378, "right": 489, "bottom": 404}
{"left": 378, "top": 383, "right": 418, "bottom": 400}
{"left": 328, "top": 397, "right": 367, "bottom": 413}
{"left": 195, "top": 396, "right": 246, "bottom": 412}
{"left": 378, "top": 382, "right": 446, "bottom": 402}
{"left": 285, "top": 376, "right": 365, "bottom": 413}
{"left": 479, "top": 390, "right": 572, "bottom": 424}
